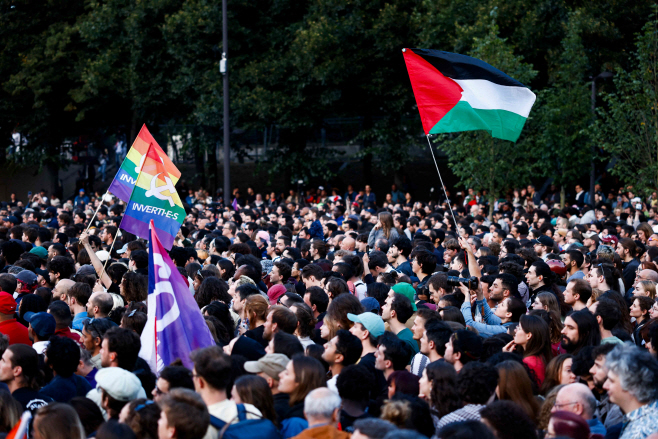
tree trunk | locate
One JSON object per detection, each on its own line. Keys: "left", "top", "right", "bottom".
{"left": 560, "top": 185, "right": 566, "bottom": 208}
{"left": 362, "top": 115, "right": 373, "bottom": 184}
{"left": 488, "top": 193, "right": 495, "bottom": 220}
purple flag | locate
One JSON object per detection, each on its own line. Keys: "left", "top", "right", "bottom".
{"left": 232, "top": 198, "right": 239, "bottom": 211}
{"left": 139, "top": 221, "right": 215, "bottom": 373}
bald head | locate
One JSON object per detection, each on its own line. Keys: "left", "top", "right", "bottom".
{"left": 555, "top": 383, "right": 597, "bottom": 419}
{"left": 641, "top": 269, "right": 658, "bottom": 283}
{"left": 52, "top": 279, "right": 75, "bottom": 301}
{"left": 87, "top": 291, "right": 113, "bottom": 318}
{"left": 341, "top": 237, "right": 356, "bottom": 252}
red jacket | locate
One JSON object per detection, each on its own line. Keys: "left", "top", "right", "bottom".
{"left": 0, "top": 319, "right": 32, "bottom": 346}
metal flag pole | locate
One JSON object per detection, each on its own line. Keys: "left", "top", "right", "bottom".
{"left": 84, "top": 190, "right": 109, "bottom": 233}
{"left": 425, "top": 134, "right": 459, "bottom": 231}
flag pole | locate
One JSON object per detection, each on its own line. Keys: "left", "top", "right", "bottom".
{"left": 84, "top": 190, "right": 109, "bottom": 233}
{"left": 425, "top": 135, "right": 459, "bottom": 231}
{"left": 99, "top": 233, "right": 118, "bottom": 282}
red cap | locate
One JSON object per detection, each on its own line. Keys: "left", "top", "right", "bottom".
{"left": 0, "top": 292, "right": 17, "bottom": 315}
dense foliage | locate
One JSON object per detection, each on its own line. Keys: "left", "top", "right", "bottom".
{"left": 0, "top": 0, "right": 655, "bottom": 191}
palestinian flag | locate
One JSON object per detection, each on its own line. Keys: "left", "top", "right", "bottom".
{"left": 403, "top": 48, "right": 536, "bottom": 142}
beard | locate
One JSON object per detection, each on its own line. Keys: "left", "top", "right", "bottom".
{"left": 560, "top": 335, "right": 578, "bottom": 353}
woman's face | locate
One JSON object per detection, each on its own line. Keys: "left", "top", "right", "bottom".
{"left": 630, "top": 299, "right": 643, "bottom": 319}
{"left": 387, "top": 379, "right": 396, "bottom": 399}
{"left": 278, "top": 360, "right": 297, "bottom": 394}
{"left": 514, "top": 324, "right": 531, "bottom": 347}
{"left": 320, "top": 318, "right": 332, "bottom": 340}
{"left": 636, "top": 284, "right": 647, "bottom": 297}
{"left": 193, "top": 277, "right": 202, "bottom": 292}
{"left": 532, "top": 298, "right": 544, "bottom": 310}
{"left": 650, "top": 302, "right": 658, "bottom": 320}
{"left": 418, "top": 369, "right": 431, "bottom": 400}
{"left": 559, "top": 358, "right": 577, "bottom": 385}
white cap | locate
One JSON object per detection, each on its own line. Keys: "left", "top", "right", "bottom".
{"left": 95, "top": 367, "right": 142, "bottom": 401}
{"left": 95, "top": 250, "right": 110, "bottom": 262}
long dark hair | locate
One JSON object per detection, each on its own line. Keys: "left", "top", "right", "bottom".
{"left": 289, "top": 355, "right": 326, "bottom": 406}
{"left": 234, "top": 375, "right": 278, "bottom": 426}
{"left": 567, "top": 310, "right": 602, "bottom": 353}
{"left": 518, "top": 315, "right": 552, "bottom": 366}
{"left": 425, "top": 361, "right": 462, "bottom": 418}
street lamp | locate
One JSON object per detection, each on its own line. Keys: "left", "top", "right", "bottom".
{"left": 221, "top": 0, "right": 230, "bottom": 206}
{"left": 589, "top": 71, "right": 613, "bottom": 207}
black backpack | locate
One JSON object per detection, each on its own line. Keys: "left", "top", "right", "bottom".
{"left": 209, "top": 403, "right": 282, "bottom": 439}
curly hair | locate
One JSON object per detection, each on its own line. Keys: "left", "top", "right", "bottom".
{"left": 121, "top": 272, "right": 148, "bottom": 303}
{"left": 335, "top": 364, "right": 374, "bottom": 403}
{"left": 457, "top": 362, "right": 498, "bottom": 405}
{"left": 196, "top": 277, "right": 231, "bottom": 308}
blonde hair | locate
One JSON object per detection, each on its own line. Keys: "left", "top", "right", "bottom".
{"left": 197, "top": 249, "right": 209, "bottom": 261}
{"left": 638, "top": 280, "right": 657, "bottom": 299}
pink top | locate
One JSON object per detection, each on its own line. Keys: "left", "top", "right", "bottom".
{"left": 523, "top": 355, "right": 546, "bottom": 387}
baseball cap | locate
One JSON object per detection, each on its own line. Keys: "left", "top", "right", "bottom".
{"left": 391, "top": 282, "right": 418, "bottom": 311}
{"left": 116, "top": 243, "right": 129, "bottom": 255}
{"left": 34, "top": 268, "right": 49, "bottom": 278}
{"left": 583, "top": 231, "right": 598, "bottom": 239}
{"left": 95, "top": 250, "right": 110, "bottom": 262}
{"left": 244, "top": 353, "right": 290, "bottom": 380}
{"left": 3, "top": 216, "right": 19, "bottom": 225}
{"left": 0, "top": 292, "right": 16, "bottom": 314}
{"left": 16, "top": 270, "right": 37, "bottom": 287}
{"left": 360, "top": 297, "right": 380, "bottom": 313}
{"left": 347, "top": 312, "right": 385, "bottom": 338}
{"left": 600, "top": 235, "right": 619, "bottom": 247}
{"left": 95, "top": 367, "right": 143, "bottom": 401}
{"left": 29, "top": 246, "right": 48, "bottom": 259}
{"left": 25, "top": 312, "right": 56, "bottom": 338}
{"left": 531, "top": 235, "right": 555, "bottom": 247}
{"left": 76, "top": 265, "right": 96, "bottom": 276}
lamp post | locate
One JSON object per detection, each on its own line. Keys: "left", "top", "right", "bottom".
{"left": 221, "top": 0, "right": 230, "bottom": 206}
{"left": 589, "top": 71, "right": 613, "bottom": 207}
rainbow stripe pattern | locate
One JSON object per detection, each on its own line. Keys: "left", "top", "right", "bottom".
{"left": 119, "top": 144, "right": 184, "bottom": 250}
{"left": 108, "top": 124, "right": 181, "bottom": 202}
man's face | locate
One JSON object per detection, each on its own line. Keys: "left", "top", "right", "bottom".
{"left": 511, "top": 227, "right": 519, "bottom": 238}
{"left": 387, "top": 246, "right": 399, "bottom": 263}
{"left": 100, "top": 338, "right": 112, "bottom": 367}
{"left": 157, "top": 409, "right": 172, "bottom": 439}
{"left": 47, "top": 245, "right": 57, "bottom": 261}
{"left": 374, "top": 345, "right": 387, "bottom": 371}
{"left": 381, "top": 292, "right": 394, "bottom": 321}
{"left": 0, "top": 350, "right": 14, "bottom": 383}
{"left": 552, "top": 389, "right": 579, "bottom": 415}
{"left": 420, "top": 330, "right": 431, "bottom": 355}
{"left": 270, "top": 266, "right": 281, "bottom": 284}
{"left": 222, "top": 225, "right": 232, "bottom": 237}
{"left": 275, "top": 239, "right": 286, "bottom": 255}
{"left": 443, "top": 337, "right": 456, "bottom": 365}
{"left": 411, "top": 316, "right": 425, "bottom": 340}
{"left": 349, "top": 323, "right": 366, "bottom": 340}
{"left": 81, "top": 327, "right": 96, "bottom": 353}
{"left": 153, "top": 377, "right": 170, "bottom": 403}
{"left": 561, "top": 316, "right": 580, "bottom": 351}
{"left": 525, "top": 266, "right": 540, "bottom": 288}
{"left": 322, "top": 336, "right": 340, "bottom": 365}
{"left": 263, "top": 311, "right": 275, "bottom": 341}
{"left": 490, "top": 279, "right": 505, "bottom": 301}
{"left": 564, "top": 281, "right": 577, "bottom": 305}
{"left": 590, "top": 355, "right": 608, "bottom": 389}
{"left": 603, "top": 371, "right": 627, "bottom": 407}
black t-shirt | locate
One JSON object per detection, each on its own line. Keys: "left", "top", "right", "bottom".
{"left": 358, "top": 352, "right": 387, "bottom": 399}
{"left": 340, "top": 410, "right": 374, "bottom": 432}
{"left": 12, "top": 387, "right": 53, "bottom": 412}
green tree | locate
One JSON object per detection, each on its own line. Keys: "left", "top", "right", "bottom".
{"left": 436, "top": 18, "right": 538, "bottom": 218}
{"left": 534, "top": 10, "right": 592, "bottom": 206}
{"left": 596, "top": 10, "right": 658, "bottom": 197}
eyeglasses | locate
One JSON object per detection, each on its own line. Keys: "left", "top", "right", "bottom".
{"left": 553, "top": 401, "right": 579, "bottom": 409}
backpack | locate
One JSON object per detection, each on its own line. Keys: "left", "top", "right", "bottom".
{"left": 209, "top": 403, "right": 282, "bottom": 439}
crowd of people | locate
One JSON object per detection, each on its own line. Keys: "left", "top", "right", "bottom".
{"left": 0, "top": 181, "right": 657, "bottom": 439}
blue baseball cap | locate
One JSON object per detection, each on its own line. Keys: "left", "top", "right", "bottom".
{"left": 24, "top": 312, "right": 56, "bottom": 338}
{"left": 347, "top": 312, "right": 385, "bottom": 338}
{"left": 360, "top": 297, "right": 380, "bottom": 313}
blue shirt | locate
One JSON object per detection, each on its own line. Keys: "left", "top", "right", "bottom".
{"left": 588, "top": 418, "right": 606, "bottom": 436}
{"left": 460, "top": 300, "right": 512, "bottom": 338}
{"left": 620, "top": 400, "right": 658, "bottom": 439}
{"left": 72, "top": 312, "right": 88, "bottom": 331}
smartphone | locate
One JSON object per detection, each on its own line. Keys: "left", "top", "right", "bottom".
{"left": 366, "top": 245, "right": 370, "bottom": 254}
{"left": 27, "top": 191, "right": 32, "bottom": 198}
{"left": 636, "top": 203, "right": 642, "bottom": 210}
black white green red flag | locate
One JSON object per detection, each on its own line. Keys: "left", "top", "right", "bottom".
{"left": 402, "top": 48, "right": 536, "bottom": 142}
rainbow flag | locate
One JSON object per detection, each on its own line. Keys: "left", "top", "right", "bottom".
{"left": 108, "top": 125, "right": 181, "bottom": 202}
{"left": 119, "top": 144, "right": 185, "bottom": 249}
